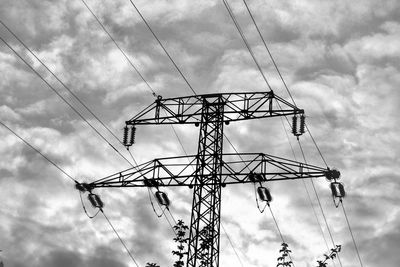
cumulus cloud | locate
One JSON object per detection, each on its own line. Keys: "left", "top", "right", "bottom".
{"left": 0, "top": 0, "right": 398, "bottom": 267}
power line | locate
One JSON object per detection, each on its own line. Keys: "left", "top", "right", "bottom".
{"left": 80, "top": 0, "right": 157, "bottom": 97}
{"left": 221, "top": 223, "right": 245, "bottom": 267}
{"left": 222, "top": 0, "right": 273, "bottom": 91}
{"left": 277, "top": 108, "right": 333, "bottom": 263}
{"left": 0, "top": 19, "right": 124, "bottom": 148}
{"left": 1, "top": 23, "right": 178, "bottom": 259}
{"left": 127, "top": 0, "right": 250, "bottom": 171}
{"left": 239, "top": 1, "right": 330, "bottom": 170}
{"left": 241, "top": 0, "right": 296, "bottom": 106}
{"left": 79, "top": 0, "right": 188, "bottom": 239}
{"left": 0, "top": 120, "right": 76, "bottom": 183}
{"left": 101, "top": 209, "right": 141, "bottom": 267}
{"left": 340, "top": 200, "right": 364, "bottom": 267}
{"left": 128, "top": 0, "right": 196, "bottom": 95}
{"left": 267, "top": 204, "right": 295, "bottom": 267}
{"left": 297, "top": 140, "right": 343, "bottom": 267}
{"left": 237, "top": 2, "right": 342, "bottom": 265}
{"left": 0, "top": 35, "right": 135, "bottom": 169}
{"left": 0, "top": 119, "right": 140, "bottom": 266}
{"left": 305, "top": 123, "right": 328, "bottom": 168}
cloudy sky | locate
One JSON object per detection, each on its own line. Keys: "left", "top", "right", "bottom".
{"left": 1, "top": 0, "right": 399, "bottom": 266}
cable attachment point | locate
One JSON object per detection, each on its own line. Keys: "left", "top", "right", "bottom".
{"left": 123, "top": 124, "right": 136, "bottom": 148}
{"left": 75, "top": 182, "right": 92, "bottom": 192}
{"left": 248, "top": 171, "right": 266, "bottom": 183}
{"left": 324, "top": 168, "right": 341, "bottom": 181}
{"left": 291, "top": 113, "right": 306, "bottom": 137}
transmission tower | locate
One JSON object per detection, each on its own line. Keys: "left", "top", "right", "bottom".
{"left": 77, "top": 91, "right": 339, "bottom": 267}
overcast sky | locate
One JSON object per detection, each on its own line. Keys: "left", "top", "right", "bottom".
{"left": 1, "top": 0, "right": 399, "bottom": 267}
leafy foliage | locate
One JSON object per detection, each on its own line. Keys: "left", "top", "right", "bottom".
{"left": 276, "top": 242, "right": 293, "bottom": 267}
{"left": 172, "top": 220, "right": 189, "bottom": 267}
{"left": 145, "top": 219, "right": 189, "bottom": 267}
{"left": 316, "top": 245, "right": 341, "bottom": 267}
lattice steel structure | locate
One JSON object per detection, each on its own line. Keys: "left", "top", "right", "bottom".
{"left": 78, "top": 91, "right": 336, "bottom": 267}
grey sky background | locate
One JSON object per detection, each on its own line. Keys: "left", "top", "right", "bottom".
{"left": 0, "top": 0, "right": 399, "bottom": 266}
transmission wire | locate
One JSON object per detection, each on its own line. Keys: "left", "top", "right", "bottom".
{"left": 340, "top": 200, "right": 364, "bottom": 267}
{"left": 237, "top": 2, "right": 342, "bottom": 264}
{"left": 297, "top": 140, "right": 343, "bottom": 267}
{"left": 239, "top": 1, "right": 329, "bottom": 169}
{"left": 128, "top": 0, "right": 196, "bottom": 95}
{"left": 80, "top": 0, "right": 156, "bottom": 96}
{"left": 241, "top": 0, "right": 295, "bottom": 105}
{"left": 0, "top": 120, "right": 76, "bottom": 183}
{"left": 267, "top": 203, "right": 295, "bottom": 267}
{"left": 221, "top": 223, "right": 245, "bottom": 267}
{"left": 0, "top": 120, "right": 141, "bottom": 266}
{"left": 1, "top": 19, "right": 177, "bottom": 262}
{"left": 101, "top": 209, "right": 141, "bottom": 267}
{"left": 0, "top": 19, "right": 125, "bottom": 147}
{"left": 125, "top": 3, "right": 248, "bottom": 263}
{"left": 0, "top": 35, "right": 135, "bottom": 169}
{"left": 276, "top": 103, "right": 334, "bottom": 265}
{"left": 222, "top": 0, "right": 273, "bottom": 91}
{"left": 127, "top": 0, "right": 250, "bottom": 172}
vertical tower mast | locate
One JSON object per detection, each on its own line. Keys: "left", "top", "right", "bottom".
{"left": 187, "top": 95, "right": 225, "bottom": 267}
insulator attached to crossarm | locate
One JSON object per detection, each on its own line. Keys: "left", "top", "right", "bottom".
{"left": 291, "top": 114, "right": 306, "bottom": 137}
{"left": 155, "top": 191, "right": 170, "bottom": 208}
{"left": 331, "top": 182, "right": 345, "bottom": 198}
{"left": 88, "top": 193, "right": 104, "bottom": 209}
{"left": 330, "top": 182, "right": 345, "bottom": 208}
{"left": 123, "top": 126, "right": 129, "bottom": 145}
{"left": 122, "top": 125, "right": 136, "bottom": 148}
{"left": 257, "top": 186, "right": 272, "bottom": 203}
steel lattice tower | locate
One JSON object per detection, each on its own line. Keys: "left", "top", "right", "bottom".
{"left": 77, "top": 92, "right": 337, "bottom": 267}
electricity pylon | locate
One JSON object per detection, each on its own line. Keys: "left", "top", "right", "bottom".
{"left": 77, "top": 91, "right": 338, "bottom": 267}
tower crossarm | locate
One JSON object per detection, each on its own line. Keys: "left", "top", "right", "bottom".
{"left": 126, "top": 91, "right": 303, "bottom": 125}
{"left": 80, "top": 153, "right": 331, "bottom": 191}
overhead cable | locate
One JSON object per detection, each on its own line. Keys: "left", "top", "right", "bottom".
{"left": 222, "top": 0, "right": 273, "bottom": 91}
{"left": 80, "top": 0, "right": 156, "bottom": 96}
{"left": 221, "top": 223, "right": 245, "bottom": 267}
{"left": 0, "top": 119, "right": 140, "bottom": 266}
{"left": 277, "top": 106, "right": 333, "bottom": 262}
{"left": 0, "top": 120, "right": 76, "bottom": 183}
{"left": 80, "top": 1, "right": 185, "bottom": 236}
{"left": 239, "top": 2, "right": 339, "bottom": 264}
{"left": 126, "top": 0, "right": 250, "bottom": 171}
{"left": 0, "top": 35, "right": 134, "bottom": 169}
{"left": 128, "top": 0, "right": 196, "bottom": 95}
{"left": 340, "top": 200, "right": 364, "bottom": 267}
{"left": 297, "top": 140, "right": 343, "bottom": 267}
{"left": 267, "top": 204, "right": 295, "bottom": 267}
{"left": 101, "top": 209, "right": 141, "bottom": 267}
{"left": 0, "top": 19, "right": 124, "bottom": 147}
{"left": 241, "top": 0, "right": 296, "bottom": 105}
